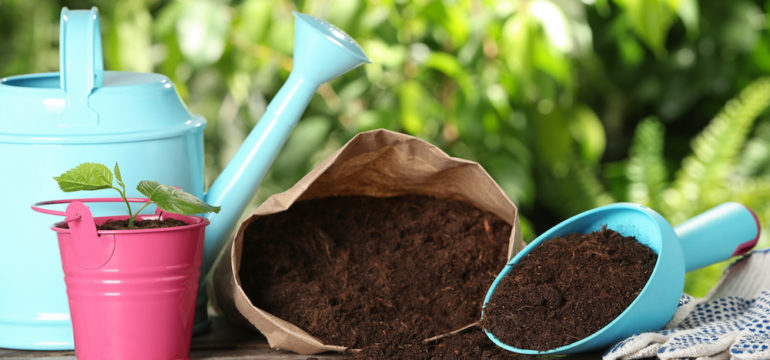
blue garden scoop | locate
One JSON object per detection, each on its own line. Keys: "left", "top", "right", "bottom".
{"left": 482, "top": 202, "right": 760, "bottom": 355}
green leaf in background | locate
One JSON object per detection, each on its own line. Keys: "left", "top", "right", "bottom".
{"left": 568, "top": 105, "right": 606, "bottom": 164}
{"left": 399, "top": 80, "right": 428, "bottom": 135}
{"left": 626, "top": 117, "right": 668, "bottom": 208}
{"left": 442, "top": 1, "right": 471, "bottom": 47}
{"left": 532, "top": 109, "right": 573, "bottom": 168}
{"left": 665, "top": 77, "right": 770, "bottom": 223}
{"left": 53, "top": 163, "right": 114, "bottom": 192}
{"left": 273, "top": 116, "right": 332, "bottom": 175}
{"left": 615, "top": 0, "right": 676, "bottom": 56}
{"left": 425, "top": 51, "right": 463, "bottom": 78}
{"left": 176, "top": 0, "right": 231, "bottom": 66}
{"left": 684, "top": 263, "right": 729, "bottom": 298}
{"left": 538, "top": 160, "right": 615, "bottom": 218}
{"left": 721, "top": 1, "right": 763, "bottom": 53}
{"left": 107, "top": 1, "right": 153, "bottom": 72}
{"left": 137, "top": 180, "right": 221, "bottom": 215}
{"left": 672, "top": 0, "right": 700, "bottom": 38}
{"left": 364, "top": 39, "right": 406, "bottom": 69}
{"left": 737, "top": 122, "right": 770, "bottom": 177}
{"left": 501, "top": 11, "right": 534, "bottom": 83}
{"left": 617, "top": 34, "right": 644, "bottom": 65}
{"left": 238, "top": 0, "right": 274, "bottom": 44}
{"left": 529, "top": 0, "right": 574, "bottom": 85}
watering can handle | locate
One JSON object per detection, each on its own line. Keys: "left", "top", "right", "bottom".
{"left": 675, "top": 202, "right": 761, "bottom": 272}
{"left": 59, "top": 7, "right": 103, "bottom": 126}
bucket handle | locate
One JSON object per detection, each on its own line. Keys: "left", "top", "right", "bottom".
{"left": 32, "top": 197, "right": 151, "bottom": 218}
{"left": 32, "top": 198, "right": 151, "bottom": 269}
{"left": 59, "top": 7, "right": 104, "bottom": 126}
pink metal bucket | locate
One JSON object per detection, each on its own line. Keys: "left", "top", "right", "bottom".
{"left": 32, "top": 198, "right": 208, "bottom": 360}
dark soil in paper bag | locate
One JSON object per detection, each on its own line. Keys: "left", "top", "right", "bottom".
{"left": 239, "top": 194, "right": 514, "bottom": 357}
{"left": 482, "top": 228, "right": 657, "bottom": 351}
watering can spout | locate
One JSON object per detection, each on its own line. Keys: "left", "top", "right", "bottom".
{"left": 292, "top": 12, "right": 372, "bottom": 82}
{"left": 201, "top": 12, "right": 369, "bottom": 275}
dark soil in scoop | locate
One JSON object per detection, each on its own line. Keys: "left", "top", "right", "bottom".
{"left": 96, "top": 218, "right": 188, "bottom": 230}
{"left": 238, "top": 195, "right": 513, "bottom": 357}
{"left": 481, "top": 228, "right": 657, "bottom": 351}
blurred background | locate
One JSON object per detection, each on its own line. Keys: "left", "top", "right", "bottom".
{"left": 2, "top": 0, "right": 770, "bottom": 295}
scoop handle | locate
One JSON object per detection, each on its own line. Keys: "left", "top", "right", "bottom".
{"left": 675, "top": 202, "right": 760, "bottom": 272}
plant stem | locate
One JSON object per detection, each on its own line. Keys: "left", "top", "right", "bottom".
{"left": 112, "top": 186, "right": 135, "bottom": 228}
{"left": 129, "top": 201, "right": 154, "bottom": 228}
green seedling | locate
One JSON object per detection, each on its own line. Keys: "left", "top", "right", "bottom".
{"left": 54, "top": 162, "right": 220, "bottom": 228}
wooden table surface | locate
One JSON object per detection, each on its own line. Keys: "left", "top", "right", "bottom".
{"left": 0, "top": 315, "right": 608, "bottom": 359}
{"left": 0, "top": 315, "right": 343, "bottom": 360}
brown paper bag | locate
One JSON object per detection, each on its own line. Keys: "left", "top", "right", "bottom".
{"left": 213, "top": 129, "right": 524, "bottom": 354}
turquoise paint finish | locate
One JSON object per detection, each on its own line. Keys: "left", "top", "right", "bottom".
{"left": 677, "top": 202, "right": 760, "bottom": 271}
{"left": 483, "top": 202, "right": 760, "bottom": 355}
{"left": 202, "top": 11, "right": 371, "bottom": 277}
{"left": 0, "top": 7, "right": 368, "bottom": 349}
{"left": 196, "top": 10, "right": 369, "bottom": 334}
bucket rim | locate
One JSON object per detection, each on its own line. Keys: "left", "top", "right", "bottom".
{"left": 32, "top": 197, "right": 210, "bottom": 234}
{"left": 51, "top": 213, "right": 209, "bottom": 235}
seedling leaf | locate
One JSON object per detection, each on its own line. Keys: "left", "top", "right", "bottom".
{"left": 114, "top": 162, "right": 124, "bottom": 189}
{"left": 137, "top": 180, "right": 221, "bottom": 215}
{"left": 54, "top": 163, "right": 114, "bottom": 192}
{"left": 53, "top": 162, "right": 220, "bottom": 229}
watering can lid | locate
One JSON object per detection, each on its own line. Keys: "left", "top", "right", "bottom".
{"left": 0, "top": 7, "right": 200, "bottom": 139}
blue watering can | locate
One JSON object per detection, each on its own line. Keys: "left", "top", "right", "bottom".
{"left": 0, "top": 7, "right": 369, "bottom": 350}
{"left": 483, "top": 202, "right": 760, "bottom": 355}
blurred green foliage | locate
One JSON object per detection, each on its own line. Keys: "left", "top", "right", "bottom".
{"left": 3, "top": 0, "right": 770, "bottom": 296}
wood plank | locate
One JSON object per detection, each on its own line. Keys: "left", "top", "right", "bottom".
{"left": 0, "top": 316, "right": 608, "bottom": 359}
{"left": 0, "top": 316, "right": 344, "bottom": 360}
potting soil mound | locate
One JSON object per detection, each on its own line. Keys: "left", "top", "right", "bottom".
{"left": 481, "top": 228, "right": 657, "bottom": 351}
{"left": 97, "top": 218, "right": 188, "bottom": 230}
{"left": 58, "top": 218, "right": 189, "bottom": 230}
{"left": 238, "top": 195, "right": 513, "bottom": 357}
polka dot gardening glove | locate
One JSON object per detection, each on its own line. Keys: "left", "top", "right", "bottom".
{"left": 604, "top": 249, "right": 770, "bottom": 360}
